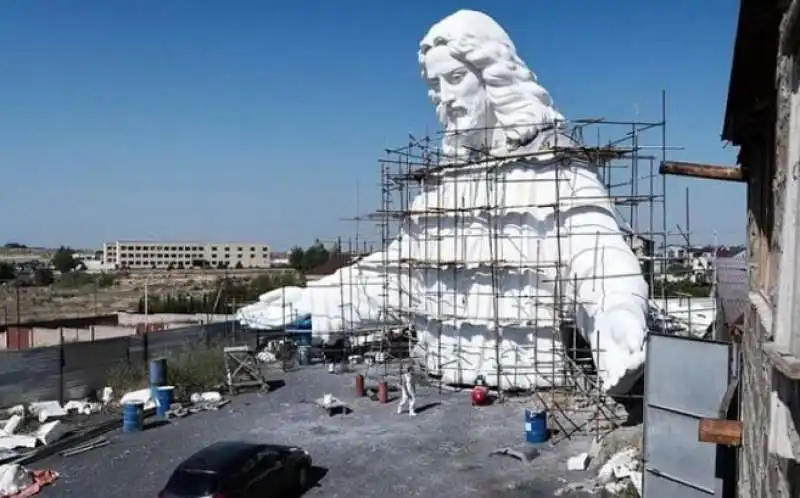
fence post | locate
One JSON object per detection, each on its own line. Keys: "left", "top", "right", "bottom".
{"left": 91, "top": 325, "right": 95, "bottom": 342}
{"left": 58, "top": 327, "right": 65, "bottom": 406}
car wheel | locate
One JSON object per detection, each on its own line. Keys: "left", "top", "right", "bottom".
{"left": 297, "top": 464, "right": 310, "bottom": 490}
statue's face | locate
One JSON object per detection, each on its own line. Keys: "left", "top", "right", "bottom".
{"left": 422, "top": 45, "right": 489, "bottom": 138}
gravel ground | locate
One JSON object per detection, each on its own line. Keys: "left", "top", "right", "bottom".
{"left": 36, "top": 365, "right": 594, "bottom": 497}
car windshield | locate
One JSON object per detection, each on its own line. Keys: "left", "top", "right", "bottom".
{"left": 165, "top": 469, "right": 221, "bottom": 495}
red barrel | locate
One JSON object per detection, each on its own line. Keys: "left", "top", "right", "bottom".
{"left": 355, "top": 374, "right": 365, "bottom": 397}
{"left": 471, "top": 385, "right": 489, "bottom": 406}
{"left": 378, "top": 381, "right": 389, "bottom": 404}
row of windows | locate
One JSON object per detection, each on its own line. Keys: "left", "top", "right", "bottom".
{"left": 112, "top": 253, "right": 268, "bottom": 262}
{"left": 113, "top": 244, "right": 268, "bottom": 252}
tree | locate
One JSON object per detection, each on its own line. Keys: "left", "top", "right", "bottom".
{"left": 34, "top": 268, "right": 54, "bottom": 286}
{"left": 289, "top": 246, "right": 305, "bottom": 271}
{"left": 235, "top": 261, "right": 244, "bottom": 269}
{"left": 3, "top": 242, "right": 27, "bottom": 249}
{"left": 0, "top": 262, "right": 15, "bottom": 281}
{"left": 51, "top": 246, "right": 77, "bottom": 273}
{"left": 302, "top": 240, "right": 330, "bottom": 271}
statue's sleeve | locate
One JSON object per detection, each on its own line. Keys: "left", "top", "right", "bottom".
{"left": 557, "top": 164, "right": 649, "bottom": 390}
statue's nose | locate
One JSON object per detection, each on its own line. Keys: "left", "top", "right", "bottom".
{"left": 440, "top": 86, "right": 455, "bottom": 106}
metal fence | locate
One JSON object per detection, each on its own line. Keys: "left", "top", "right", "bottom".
{"left": 0, "top": 320, "right": 248, "bottom": 408}
{"left": 643, "top": 333, "right": 732, "bottom": 498}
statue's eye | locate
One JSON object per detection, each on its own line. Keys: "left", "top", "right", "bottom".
{"left": 447, "top": 71, "right": 465, "bottom": 84}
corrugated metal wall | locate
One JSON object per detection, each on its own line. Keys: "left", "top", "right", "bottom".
{"left": 0, "top": 321, "right": 244, "bottom": 408}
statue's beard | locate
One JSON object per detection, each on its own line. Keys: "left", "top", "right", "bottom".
{"left": 435, "top": 101, "right": 497, "bottom": 157}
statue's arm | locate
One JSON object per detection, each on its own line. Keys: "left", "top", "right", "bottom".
{"left": 558, "top": 168, "right": 649, "bottom": 369}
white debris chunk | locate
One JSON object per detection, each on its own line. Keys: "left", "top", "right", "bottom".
{"left": 4, "top": 406, "right": 24, "bottom": 418}
{"left": 1, "top": 415, "right": 23, "bottom": 437}
{"left": 28, "top": 401, "right": 67, "bottom": 424}
{"left": 101, "top": 387, "right": 114, "bottom": 405}
{"left": 256, "top": 351, "right": 275, "bottom": 363}
{"left": 64, "top": 400, "right": 101, "bottom": 416}
{"left": 603, "top": 481, "right": 629, "bottom": 494}
{"left": 200, "top": 392, "right": 222, "bottom": 403}
{"left": 120, "top": 388, "right": 156, "bottom": 411}
{"left": 35, "top": 421, "right": 68, "bottom": 446}
{"left": 628, "top": 470, "right": 643, "bottom": 496}
{"left": 0, "top": 463, "right": 32, "bottom": 496}
{"left": 597, "top": 447, "right": 638, "bottom": 483}
{"left": 0, "top": 435, "right": 37, "bottom": 450}
{"left": 567, "top": 452, "right": 591, "bottom": 471}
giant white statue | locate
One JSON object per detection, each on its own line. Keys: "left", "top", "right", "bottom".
{"left": 238, "top": 10, "right": 649, "bottom": 394}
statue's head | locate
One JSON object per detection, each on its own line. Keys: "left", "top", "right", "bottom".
{"left": 419, "top": 10, "right": 565, "bottom": 159}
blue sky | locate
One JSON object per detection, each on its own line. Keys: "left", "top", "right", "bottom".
{"left": 0, "top": 0, "right": 744, "bottom": 250}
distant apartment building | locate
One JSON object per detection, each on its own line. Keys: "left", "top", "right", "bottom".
{"left": 270, "top": 251, "right": 290, "bottom": 267}
{"left": 102, "top": 241, "right": 271, "bottom": 269}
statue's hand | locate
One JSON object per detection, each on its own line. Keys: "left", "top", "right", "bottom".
{"left": 593, "top": 308, "right": 647, "bottom": 355}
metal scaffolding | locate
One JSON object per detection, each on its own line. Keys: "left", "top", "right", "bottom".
{"left": 280, "top": 93, "right": 722, "bottom": 440}
{"left": 338, "top": 97, "right": 673, "bottom": 437}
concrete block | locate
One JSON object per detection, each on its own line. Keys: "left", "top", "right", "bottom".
{"left": 36, "top": 421, "right": 68, "bottom": 446}
{"left": 567, "top": 452, "right": 590, "bottom": 471}
{"left": 0, "top": 435, "right": 37, "bottom": 450}
{"left": 1, "top": 415, "right": 23, "bottom": 436}
{"left": 29, "top": 401, "right": 67, "bottom": 424}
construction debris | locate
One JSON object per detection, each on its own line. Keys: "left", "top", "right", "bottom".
{"left": 165, "top": 393, "right": 231, "bottom": 419}
{"left": 596, "top": 447, "right": 642, "bottom": 495}
{"left": 62, "top": 400, "right": 101, "bottom": 417}
{"left": 0, "top": 463, "right": 58, "bottom": 498}
{"left": 119, "top": 389, "right": 156, "bottom": 411}
{"left": 0, "top": 396, "right": 110, "bottom": 455}
{"left": 27, "top": 402, "right": 65, "bottom": 425}
{"left": 558, "top": 425, "right": 644, "bottom": 497}
{"left": 59, "top": 437, "right": 109, "bottom": 457}
{"left": 566, "top": 452, "right": 590, "bottom": 471}
{"left": 314, "top": 394, "right": 351, "bottom": 416}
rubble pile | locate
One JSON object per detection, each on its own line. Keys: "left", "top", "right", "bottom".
{"left": 557, "top": 425, "right": 644, "bottom": 497}
{"left": 165, "top": 391, "right": 229, "bottom": 419}
{"left": 0, "top": 398, "right": 106, "bottom": 462}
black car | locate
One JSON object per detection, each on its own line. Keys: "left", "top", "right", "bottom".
{"left": 158, "top": 441, "right": 313, "bottom": 497}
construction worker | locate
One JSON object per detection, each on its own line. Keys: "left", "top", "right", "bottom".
{"left": 397, "top": 365, "right": 417, "bottom": 416}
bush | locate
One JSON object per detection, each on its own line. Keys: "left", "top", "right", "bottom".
{"left": 105, "top": 340, "right": 229, "bottom": 403}
{"left": 55, "top": 271, "right": 116, "bottom": 289}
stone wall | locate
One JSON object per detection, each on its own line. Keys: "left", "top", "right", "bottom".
{"left": 739, "top": 1, "right": 800, "bottom": 496}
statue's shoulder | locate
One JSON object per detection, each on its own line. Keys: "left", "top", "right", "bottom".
{"left": 511, "top": 127, "right": 580, "bottom": 162}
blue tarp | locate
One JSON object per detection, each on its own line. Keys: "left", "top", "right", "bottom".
{"left": 287, "top": 314, "right": 312, "bottom": 330}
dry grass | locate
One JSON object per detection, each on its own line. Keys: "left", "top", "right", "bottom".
{"left": 1, "top": 270, "right": 279, "bottom": 323}
{"left": 105, "top": 340, "right": 229, "bottom": 402}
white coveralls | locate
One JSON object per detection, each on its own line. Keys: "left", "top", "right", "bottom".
{"left": 397, "top": 371, "right": 417, "bottom": 416}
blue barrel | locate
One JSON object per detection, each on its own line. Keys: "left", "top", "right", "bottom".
{"left": 149, "top": 358, "right": 168, "bottom": 387}
{"left": 122, "top": 402, "right": 144, "bottom": 433}
{"left": 525, "top": 409, "right": 548, "bottom": 443}
{"left": 155, "top": 386, "right": 175, "bottom": 417}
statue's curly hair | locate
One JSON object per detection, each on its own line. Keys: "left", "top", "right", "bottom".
{"left": 419, "top": 10, "right": 564, "bottom": 156}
